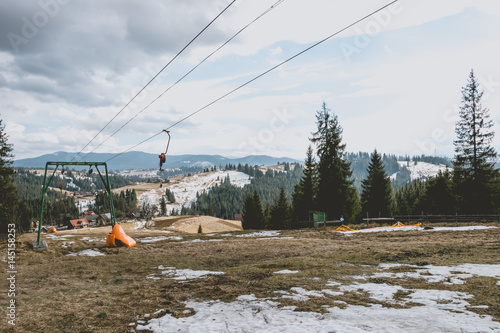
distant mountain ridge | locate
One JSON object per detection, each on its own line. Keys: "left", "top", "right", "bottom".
{"left": 13, "top": 151, "right": 300, "bottom": 171}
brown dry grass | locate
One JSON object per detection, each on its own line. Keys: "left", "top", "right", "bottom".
{"left": 1, "top": 220, "right": 499, "bottom": 332}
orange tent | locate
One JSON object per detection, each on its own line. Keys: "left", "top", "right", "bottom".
{"left": 105, "top": 224, "right": 136, "bottom": 248}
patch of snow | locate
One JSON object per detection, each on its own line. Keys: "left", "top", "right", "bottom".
{"left": 45, "top": 234, "right": 77, "bottom": 241}
{"left": 180, "top": 238, "right": 223, "bottom": 243}
{"left": 274, "top": 270, "right": 299, "bottom": 274}
{"left": 61, "top": 241, "right": 75, "bottom": 248}
{"left": 136, "top": 291, "right": 500, "bottom": 333}
{"left": 80, "top": 237, "right": 105, "bottom": 243}
{"left": 138, "top": 236, "right": 183, "bottom": 243}
{"left": 428, "top": 226, "right": 497, "bottom": 232}
{"left": 341, "top": 225, "right": 497, "bottom": 235}
{"left": 138, "top": 236, "right": 184, "bottom": 243}
{"left": 137, "top": 261, "right": 500, "bottom": 332}
{"left": 375, "top": 263, "right": 500, "bottom": 285}
{"left": 66, "top": 249, "right": 105, "bottom": 256}
{"left": 340, "top": 283, "right": 404, "bottom": 303}
{"left": 151, "top": 266, "right": 225, "bottom": 281}
{"left": 236, "top": 230, "right": 281, "bottom": 237}
{"left": 397, "top": 161, "right": 451, "bottom": 181}
{"left": 134, "top": 221, "right": 147, "bottom": 229}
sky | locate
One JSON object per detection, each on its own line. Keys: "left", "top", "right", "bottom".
{"left": 1, "top": 0, "right": 500, "bottom": 161}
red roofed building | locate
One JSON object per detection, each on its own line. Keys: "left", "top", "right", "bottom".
{"left": 68, "top": 218, "right": 88, "bottom": 229}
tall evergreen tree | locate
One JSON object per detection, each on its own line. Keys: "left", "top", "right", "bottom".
{"left": 360, "top": 149, "right": 393, "bottom": 218}
{"left": 159, "top": 196, "right": 167, "bottom": 216}
{"left": 453, "top": 69, "right": 499, "bottom": 213}
{"left": 252, "top": 190, "right": 265, "bottom": 229}
{"left": 0, "top": 118, "right": 18, "bottom": 232}
{"left": 242, "top": 190, "right": 264, "bottom": 230}
{"left": 310, "top": 102, "right": 359, "bottom": 222}
{"left": 421, "top": 170, "right": 456, "bottom": 214}
{"left": 269, "top": 187, "right": 290, "bottom": 230}
{"left": 292, "top": 145, "right": 317, "bottom": 222}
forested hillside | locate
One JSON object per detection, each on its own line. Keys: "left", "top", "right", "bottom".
{"left": 185, "top": 163, "right": 303, "bottom": 220}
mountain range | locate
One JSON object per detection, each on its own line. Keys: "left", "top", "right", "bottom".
{"left": 13, "top": 151, "right": 300, "bottom": 171}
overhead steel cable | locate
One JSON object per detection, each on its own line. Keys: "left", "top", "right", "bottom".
{"left": 79, "top": 0, "right": 286, "bottom": 161}
{"left": 106, "top": 0, "right": 399, "bottom": 163}
{"left": 71, "top": 0, "right": 236, "bottom": 162}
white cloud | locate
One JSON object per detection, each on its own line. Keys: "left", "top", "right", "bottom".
{"left": 2, "top": 0, "right": 500, "bottom": 160}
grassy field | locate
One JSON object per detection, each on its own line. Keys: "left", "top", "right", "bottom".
{"left": 1, "top": 220, "right": 499, "bottom": 332}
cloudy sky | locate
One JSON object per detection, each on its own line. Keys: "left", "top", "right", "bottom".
{"left": 1, "top": 0, "right": 500, "bottom": 161}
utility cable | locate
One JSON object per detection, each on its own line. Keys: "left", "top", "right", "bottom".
{"left": 106, "top": 0, "right": 399, "bottom": 163}
{"left": 71, "top": 0, "right": 236, "bottom": 162}
{"left": 78, "top": 0, "right": 286, "bottom": 161}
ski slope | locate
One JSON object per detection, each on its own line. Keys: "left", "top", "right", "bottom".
{"left": 139, "top": 170, "right": 250, "bottom": 214}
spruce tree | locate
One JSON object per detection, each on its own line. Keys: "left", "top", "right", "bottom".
{"left": 421, "top": 171, "right": 456, "bottom": 214}
{"left": 242, "top": 190, "right": 264, "bottom": 230}
{"left": 252, "top": 190, "right": 265, "bottom": 229}
{"left": 360, "top": 149, "right": 393, "bottom": 218}
{"left": 310, "top": 102, "right": 359, "bottom": 222}
{"left": 453, "top": 69, "right": 499, "bottom": 213}
{"left": 160, "top": 196, "right": 167, "bottom": 216}
{"left": 0, "top": 118, "right": 19, "bottom": 232}
{"left": 269, "top": 187, "right": 290, "bottom": 230}
{"left": 292, "top": 145, "right": 317, "bottom": 222}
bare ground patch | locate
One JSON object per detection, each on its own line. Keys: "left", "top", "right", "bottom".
{"left": 1, "top": 221, "right": 499, "bottom": 332}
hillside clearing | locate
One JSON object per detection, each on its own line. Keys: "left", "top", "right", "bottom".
{"left": 1, "top": 219, "right": 499, "bottom": 332}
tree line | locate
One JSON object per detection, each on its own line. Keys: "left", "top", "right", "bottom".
{"left": 1, "top": 70, "right": 498, "bottom": 232}
{"left": 221, "top": 70, "right": 500, "bottom": 229}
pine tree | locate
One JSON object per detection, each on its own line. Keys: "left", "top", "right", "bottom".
{"left": 269, "top": 187, "right": 290, "bottom": 230}
{"left": 453, "top": 69, "right": 499, "bottom": 213}
{"left": 242, "top": 190, "right": 264, "bottom": 230}
{"left": 421, "top": 170, "right": 456, "bottom": 214}
{"left": 252, "top": 190, "right": 265, "bottom": 229}
{"left": 310, "top": 102, "right": 359, "bottom": 222}
{"left": 160, "top": 196, "right": 167, "bottom": 216}
{"left": 360, "top": 150, "right": 393, "bottom": 218}
{"left": 292, "top": 145, "right": 317, "bottom": 222}
{"left": 0, "top": 118, "right": 18, "bottom": 232}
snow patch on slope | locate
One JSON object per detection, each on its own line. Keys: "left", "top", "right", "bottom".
{"left": 394, "top": 161, "right": 451, "bottom": 181}
{"left": 139, "top": 170, "right": 250, "bottom": 215}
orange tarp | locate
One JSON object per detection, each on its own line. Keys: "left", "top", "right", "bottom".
{"left": 105, "top": 224, "right": 136, "bottom": 248}
{"left": 332, "top": 222, "right": 422, "bottom": 232}
{"left": 333, "top": 225, "right": 358, "bottom": 232}
{"left": 391, "top": 221, "right": 421, "bottom": 228}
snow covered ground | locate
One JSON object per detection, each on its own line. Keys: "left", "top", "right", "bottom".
{"left": 139, "top": 170, "right": 250, "bottom": 214}
{"left": 393, "top": 161, "right": 451, "bottom": 181}
{"left": 136, "top": 263, "right": 500, "bottom": 332}
{"left": 66, "top": 248, "right": 105, "bottom": 256}
{"left": 338, "top": 225, "right": 497, "bottom": 235}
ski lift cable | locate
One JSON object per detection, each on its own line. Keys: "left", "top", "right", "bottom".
{"left": 106, "top": 0, "right": 399, "bottom": 163}
{"left": 71, "top": 0, "right": 237, "bottom": 162}
{"left": 79, "top": 0, "right": 286, "bottom": 161}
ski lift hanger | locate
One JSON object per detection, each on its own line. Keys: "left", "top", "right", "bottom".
{"left": 158, "top": 130, "right": 171, "bottom": 173}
